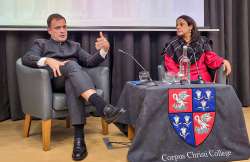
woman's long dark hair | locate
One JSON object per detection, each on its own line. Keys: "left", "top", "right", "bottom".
{"left": 177, "top": 15, "right": 200, "bottom": 42}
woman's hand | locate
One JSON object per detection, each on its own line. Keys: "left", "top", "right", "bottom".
{"left": 223, "top": 59, "right": 232, "bottom": 76}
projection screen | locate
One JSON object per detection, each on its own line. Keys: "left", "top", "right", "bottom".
{"left": 0, "top": 0, "right": 204, "bottom": 28}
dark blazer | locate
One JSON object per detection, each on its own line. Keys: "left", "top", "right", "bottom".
{"left": 22, "top": 38, "right": 105, "bottom": 68}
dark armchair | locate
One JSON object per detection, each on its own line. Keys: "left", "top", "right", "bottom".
{"left": 16, "top": 58, "right": 110, "bottom": 151}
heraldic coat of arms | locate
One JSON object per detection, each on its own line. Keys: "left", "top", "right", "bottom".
{"left": 168, "top": 88, "right": 216, "bottom": 147}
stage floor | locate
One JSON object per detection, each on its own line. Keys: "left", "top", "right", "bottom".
{"left": 0, "top": 108, "right": 249, "bottom": 162}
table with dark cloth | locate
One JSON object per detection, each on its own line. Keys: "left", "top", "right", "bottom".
{"left": 116, "top": 82, "right": 250, "bottom": 162}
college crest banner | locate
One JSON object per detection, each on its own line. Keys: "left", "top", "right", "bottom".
{"left": 117, "top": 83, "right": 250, "bottom": 162}
{"left": 168, "top": 88, "right": 216, "bottom": 147}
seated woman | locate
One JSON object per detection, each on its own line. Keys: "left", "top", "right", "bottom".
{"left": 162, "top": 15, "right": 231, "bottom": 82}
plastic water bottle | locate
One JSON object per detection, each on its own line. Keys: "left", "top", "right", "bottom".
{"left": 178, "top": 45, "right": 191, "bottom": 84}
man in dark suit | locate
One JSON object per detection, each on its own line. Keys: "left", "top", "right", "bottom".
{"left": 22, "top": 13, "right": 125, "bottom": 161}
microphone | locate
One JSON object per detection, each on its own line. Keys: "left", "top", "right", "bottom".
{"left": 118, "top": 49, "right": 148, "bottom": 72}
{"left": 118, "top": 49, "right": 155, "bottom": 84}
{"left": 188, "top": 47, "right": 204, "bottom": 84}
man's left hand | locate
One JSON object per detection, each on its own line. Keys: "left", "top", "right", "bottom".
{"left": 95, "top": 32, "right": 110, "bottom": 52}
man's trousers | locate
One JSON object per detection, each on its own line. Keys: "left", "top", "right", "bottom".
{"left": 47, "top": 60, "right": 95, "bottom": 125}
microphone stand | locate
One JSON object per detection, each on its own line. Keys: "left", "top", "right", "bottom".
{"left": 118, "top": 49, "right": 157, "bottom": 85}
{"left": 103, "top": 137, "right": 131, "bottom": 150}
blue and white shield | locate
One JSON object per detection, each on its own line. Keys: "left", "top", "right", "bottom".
{"left": 168, "top": 88, "right": 216, "bottom": 147}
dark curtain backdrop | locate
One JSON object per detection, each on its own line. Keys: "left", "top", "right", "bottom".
{"left": 207, "top": 0, "right": 250, "bottom": 105}
{"left": 0, "top": 0, "right": 249, "bottom": 121}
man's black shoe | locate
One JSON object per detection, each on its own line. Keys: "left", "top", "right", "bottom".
{"left": 72, "top": 137, "right": 88, "bottom": 161}
{"left": 103, "top": 104, "right": 126, "bottom": 124}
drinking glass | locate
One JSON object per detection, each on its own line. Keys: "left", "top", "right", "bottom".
{"left": 139, "top": 71, "right": 150, "bottom": 82}
{"left": 162, "top": 71, "right": 180, "bottom": 84}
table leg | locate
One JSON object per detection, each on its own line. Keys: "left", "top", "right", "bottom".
{"left": 128, "top": 124, "right": 135, "bottom": 140}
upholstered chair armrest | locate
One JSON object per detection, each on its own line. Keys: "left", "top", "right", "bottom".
{"left": 16, "top": 58, "right": 53, "bottom": 119}
{"left": 215, "top": 65, "right": 227, "bottom": 84}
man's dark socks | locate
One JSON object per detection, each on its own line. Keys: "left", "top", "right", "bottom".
{"left": 88, "top": 93, "right": 106, "bottom": 116}
{"left": 74, "top": 124, "right": 84, "bottom": 138}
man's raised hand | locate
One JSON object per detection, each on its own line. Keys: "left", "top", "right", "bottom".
{"left": 95, "top": 32, "right": 110, "bottom": 52}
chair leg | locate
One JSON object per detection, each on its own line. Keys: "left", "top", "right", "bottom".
{"left": 42, "top": 119, "right": 51, "bottom": 151}
{"left": 23, "top": 114, "right": 32, "bottom": 137}
{"left": 66, "top": 116, "right": 70, "bottom": 128}
{"left": 101, "top": 118, "right": 109, "bottom": 135}
{"left": 128, "top": 124, "right": 135, "bottom": 140}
